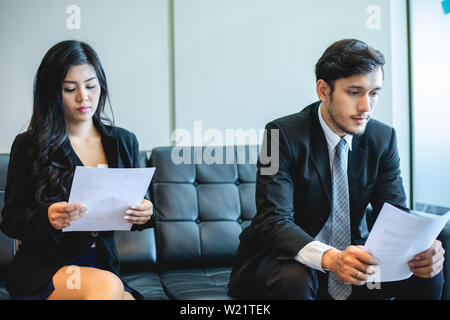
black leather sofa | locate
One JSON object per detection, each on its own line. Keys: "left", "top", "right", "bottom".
{"left": 0, "top": 146, "right": 449, "bottom": 300}
{"left": 0, "top": 146, "right": 257, "bottom": 300}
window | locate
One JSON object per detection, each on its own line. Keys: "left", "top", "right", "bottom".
{"left": 410, "top": 0, "right": 450, "bottom": 213}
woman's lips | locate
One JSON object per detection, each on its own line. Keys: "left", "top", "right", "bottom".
{"left": 77, "top": 106, "right": 91, "bottom": 113}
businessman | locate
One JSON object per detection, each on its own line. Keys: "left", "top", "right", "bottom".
{"left": 228, "top": 39, "right": 445, "bottom": 300}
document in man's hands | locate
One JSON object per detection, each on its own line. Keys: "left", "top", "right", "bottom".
{"left": 63, "top": 166, "right": 156, "bottom": 232}
{"left": 363, "top": 203, "right": 450, "bottom": 282}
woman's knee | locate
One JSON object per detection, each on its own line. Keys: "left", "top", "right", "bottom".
{"left": 50, "top": 266, "right": 125, "bottom": 300}
{"left": 84, "top": 269, "right": 125, "bottom": 300}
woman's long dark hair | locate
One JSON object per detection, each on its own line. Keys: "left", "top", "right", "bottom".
{"left": 28, "top": 40, "right": 114, "bottom": 205}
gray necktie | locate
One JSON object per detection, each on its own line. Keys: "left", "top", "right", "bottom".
{"left": 328, "top": 138, "right": 352, "bottom": 300}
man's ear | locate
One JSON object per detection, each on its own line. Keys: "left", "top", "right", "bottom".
{"left": 316, "top": 79, "right": 331, "bottom": 102}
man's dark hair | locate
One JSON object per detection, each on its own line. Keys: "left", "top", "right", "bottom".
{"left": 315, "top": 39, "right": 385, "bottom": 93}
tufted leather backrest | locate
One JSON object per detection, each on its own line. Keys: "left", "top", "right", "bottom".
{"left": 150, "top": 146, "right": 258, "bottom": 269}
{"left": 0, "top": 154, "right": 15, "bottom": 275}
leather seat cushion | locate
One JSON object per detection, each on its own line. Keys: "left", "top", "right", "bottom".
{"left": 121, "top": 271, "right": 169, "bottom": 300}
{"left": 160, "top": 267, "right": 233, "bottom": 300}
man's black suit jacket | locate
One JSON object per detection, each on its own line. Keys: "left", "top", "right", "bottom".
{"left": 0, "top": 118, "right": 153, "bottom": 298}
{"left": 228, "top": 101, "right": 407, "bottom": 297}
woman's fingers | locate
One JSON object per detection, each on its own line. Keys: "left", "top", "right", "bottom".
{"left": 128, "top": 200, "right": 153, "bottom": 212}
{"left": 51, "top": 203, "right": 88, "bottom": 228}
{"left": 49, "top": 211, "right": 70, "bottom": 227}
{"left": 65, "top": 204, "right": 88, "bottom": 224}
{"left": 124, "top": 200, "right": 153, "bottom": 225}
{"left": 124, "top": 211, "right": 150, "bottom": 224}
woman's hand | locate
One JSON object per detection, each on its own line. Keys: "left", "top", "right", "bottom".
{"left": 48, "top": 202, "right": 88, "bottom": 230}
{"left": 124, "top": 199, "right": 153, "bottom": 225}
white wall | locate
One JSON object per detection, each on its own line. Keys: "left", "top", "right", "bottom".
{"left": 173, "top": 0, "right": 394, "bottom": 140}
{"left": 0, "top": 0, "right": 171, "bottom": 152}
{"left": 0, "top": 0, "right": 410, "bottom": 198}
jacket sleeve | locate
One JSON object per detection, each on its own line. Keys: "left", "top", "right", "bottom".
{"left": 370, "top": 128, "right": 407, "bottom": 218}
{"left": 251, "top": 121, "right": 314, "bottom": 258}
{"left": 129, "top": 133, "right": 155, "bottom": 231}
{"left": 0, "top": 134, "right": 62, "bottom": 247}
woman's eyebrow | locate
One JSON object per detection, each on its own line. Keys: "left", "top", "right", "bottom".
{"left": 63, "top": 76, "right": 97, "bottom": 83}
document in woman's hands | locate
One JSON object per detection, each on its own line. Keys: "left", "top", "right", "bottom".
{"left": 363, "top": 203, "right": 450, "bottom": 282}
{"left": 63, "top": 166, "right": 155, "bottom": 232}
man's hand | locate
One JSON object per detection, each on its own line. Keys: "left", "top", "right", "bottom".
{"left": 321, "top": 245, "right": 379, "bottom": 286}
{"left": 124, "top": 199, "right": 153, "bottom": 225}
{"left": 408, "top": 240, "right": 445, "bottom": 278}
{"left": 48, "top": 202, "right": 88, "bottom": 230}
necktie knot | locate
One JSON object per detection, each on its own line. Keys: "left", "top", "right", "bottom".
{"left": 335, "top": 138, "right": 346, "bottom": 157}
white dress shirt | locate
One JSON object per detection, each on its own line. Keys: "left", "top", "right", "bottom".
{"left": 293, "top": 103, "right": 353, "bottom": 272}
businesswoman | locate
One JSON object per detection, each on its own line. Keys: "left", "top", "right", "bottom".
{"left": 0, "top": 40, "right": 153, "bottom": 300}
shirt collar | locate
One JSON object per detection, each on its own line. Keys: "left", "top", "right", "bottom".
{"left": 318, "top": 102, "right": 353, "bottom": 151}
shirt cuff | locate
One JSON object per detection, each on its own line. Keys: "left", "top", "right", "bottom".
{"left": 294, "top": 241, "right": 334, "bottom": 273}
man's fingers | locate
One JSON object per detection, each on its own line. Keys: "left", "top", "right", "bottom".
{"left": 414, "top": 248, "right": 437, "bottom": 261}
{"left": 410, "top": 256, "right": 444, "bottom": 278}
{"left": 352, "top": 246, "right": 379, "bottom": 266}
{"left": 347, "top": 263, "right": 377, "bottom": 285}
{"left": 334, "top": 246, "right": 380, "bottom": 286}
{"left": 414, "top": 240, "right": 442, "bottom": 259}
{"left": 409, "top": 256, "right": 437, "bottom": 268}
{"left": 410, "top": 247, "right": 445, "bottom": 267}
{"left": 339, "top": 268, "right": 367, "bottom": 286}
{"left": 409, "top": 248, "right": 445, "bottom": 268}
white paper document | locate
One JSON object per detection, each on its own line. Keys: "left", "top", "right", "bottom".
{"left": 63, "top": 166, "right": 156, "bottom": 232}
{"left": 363, "top": 203, "right": 450, "bottom": 282}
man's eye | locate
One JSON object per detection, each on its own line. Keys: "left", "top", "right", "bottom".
{"left": 349, "top": 91, "right": 359, "bottom": 96}
{"left": 370, "top": 91, "right": 380, "bottom": 97}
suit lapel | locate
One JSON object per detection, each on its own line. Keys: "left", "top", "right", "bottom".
{"left": 309, "top": 103, "right": 369, "bottom": 204}
{"left": 94, "top": 118, "right": 119, "bottom": 168}
{"left": 348, "top": 133, "right": 367, "bottom": 190}
{"left": 61, "top": 138, "right": 83, "bottom": 167}
{"left": 63, "top": 118, "right": 119, "bottom": 169}
{"left": 101, "top": 135, "right": 119, "bottom": 168}
{"left": 309, "top": 104, "right": 332, "bottom": 205}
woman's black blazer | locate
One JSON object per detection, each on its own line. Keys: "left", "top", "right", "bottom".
{"left": 0, "top": 118, "right": 153, "bottom": 297}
